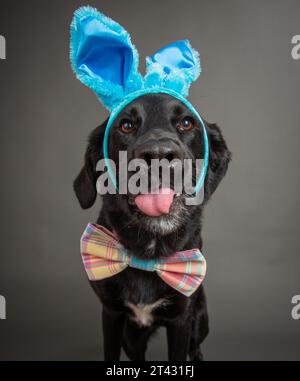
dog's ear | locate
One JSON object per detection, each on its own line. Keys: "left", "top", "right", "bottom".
{"left": 204, "top": 122, "right": 231, "bottom": 200}
{"left": 74, "top": 120, "right": 107, "bottom": 209}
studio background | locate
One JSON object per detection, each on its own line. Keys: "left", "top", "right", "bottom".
{"left": 0, "top": 0, "right": 300, "bottom": 360}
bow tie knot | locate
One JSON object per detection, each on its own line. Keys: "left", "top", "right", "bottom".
{"left": 129, "top": 256, "right": 157, "bottom": 272}
{"left": 80, "top": 223, "right": 207, "bottom": 297}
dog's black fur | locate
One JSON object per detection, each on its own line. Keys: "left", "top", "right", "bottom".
{"left": 74, "top": 94, "right": 231, "bottom": 361}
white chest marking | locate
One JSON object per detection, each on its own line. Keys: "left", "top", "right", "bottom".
{"left": 126, "top": 299, "right": 170, "bottom": 327}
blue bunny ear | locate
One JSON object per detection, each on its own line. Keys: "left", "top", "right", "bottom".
{"left": 145, "top": 40, "right": 201, "bottom": 97}
{"left": 70, "top": 6, "right": 143, "bottom": 110}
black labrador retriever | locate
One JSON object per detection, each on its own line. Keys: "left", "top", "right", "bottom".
{"left": 74, "top": 93, "right": 231, "bottom": 361}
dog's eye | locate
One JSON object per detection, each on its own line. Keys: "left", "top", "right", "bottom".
{"left": 177, "top": 117, "right": 194, "bottom": 132}
{"left": 119, "top": 119, "right": 136, "bottom": 134}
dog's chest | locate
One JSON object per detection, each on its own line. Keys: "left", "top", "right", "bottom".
{"left": 120, "top": 267, "right": 173, "bottom": 327}
{"left": 126, "top": 298, "right": 170, "bottom": 327}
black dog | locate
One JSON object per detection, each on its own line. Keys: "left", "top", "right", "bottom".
{"left": 74, "top": 93, "right": 231, "bottom": 361}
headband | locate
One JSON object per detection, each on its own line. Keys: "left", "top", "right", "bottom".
{"left": 70, "top": 6, "right": 209, "bottom": 194}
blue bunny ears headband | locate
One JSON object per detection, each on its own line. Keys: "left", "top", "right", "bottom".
{"left": 70, "top": 6, "right": 209, "bottom": 194}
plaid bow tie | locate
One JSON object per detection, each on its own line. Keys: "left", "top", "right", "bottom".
{"left": 80, "top": 224, "right": 207, "bottom": 297}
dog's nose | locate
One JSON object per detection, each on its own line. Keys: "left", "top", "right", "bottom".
{"left": 134, "top": 142, "right": 183, "bottom": 165}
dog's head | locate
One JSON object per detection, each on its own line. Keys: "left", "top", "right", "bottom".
{"left": 74, "top": 93, "right": 231, "bottom": 236}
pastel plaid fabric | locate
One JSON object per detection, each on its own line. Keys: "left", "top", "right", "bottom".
{"left": 80, "top": 223, "right": 207, "bottom": 297}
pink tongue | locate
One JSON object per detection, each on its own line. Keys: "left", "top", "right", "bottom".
{"left": 135, "top": 188, "right": 175, "bottom": 217}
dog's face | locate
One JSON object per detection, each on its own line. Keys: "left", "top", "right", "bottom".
{"left": 74, "top": 94, "right": 231, "bottom": 236}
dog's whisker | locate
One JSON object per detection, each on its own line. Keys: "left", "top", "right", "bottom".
{"left": 116, "top": 214, "right": 140, "bottom": 235}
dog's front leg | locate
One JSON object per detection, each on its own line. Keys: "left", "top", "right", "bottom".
{"left": 167, "top": 318, "right": 192, "bottom": 361}
{"left": 102, "top": 307, "right": 125, "bottom": 361}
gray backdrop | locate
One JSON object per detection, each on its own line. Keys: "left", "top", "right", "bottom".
{"left": 0, "top": 0, "right": 299, "bottom": 360}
